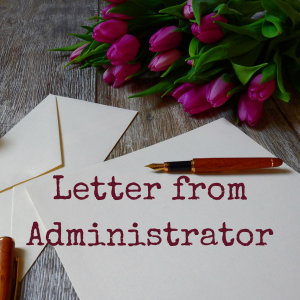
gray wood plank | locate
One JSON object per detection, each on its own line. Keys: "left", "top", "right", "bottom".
{"left": 0, "top": 0, "right": 97, "bottom": 138}
{"left": 0, "top": 0, "right": 97, "bottom": 299}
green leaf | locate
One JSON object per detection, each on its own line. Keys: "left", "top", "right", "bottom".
{"left": 231, "top": 62, "right": 268, "bottom": 85}
{"left": 222, "top": 72, "right": 238, "bottom": 83}
{"left": 197, "top": 63, "right": 230, "bottom": 80}
{"left": 81, "top": 26, "right": 94, "bottom": 33}
{"left": 274, "top": 51, "right": 291, "bottom": 102}
{"left": 192, "top": 34, "right": 261, "bottom": 76}
{"left": 192, "top": 0, "right": 225, "bottom": 26}
{"left": 74, "top": 43, "right": 111, "bottom": 63}
{"left": 262, "top": 12, "right": 284, "bottom": 38}
{"left": 261, "top": 0, "right": 288, "bottom": 21}
{"left": 129, "top": 66, "right": 189, "bottom": 98}
{"left": 214, "top": 3, "right": 242, "bottom": 16}
{"left": 215, "top": 19, "right": 267, "bottom": 41}
{"left": 159, "top": 2, "right": 186, "bottom": 18}
{"left": 230, "top": 42, "right": 266, "bottom": 66}
{"left": 109, "top": 1, "right": 150, "bottom": 17}
{"left": 126, "top": 56, "right": 153, "bottom": 80}
{"left": 79, "top": 62, "right": 91, "bottom": 69}
{"left": 161, "top": 55, "right": 189, "bottom": 78}
{"left": 275, "top": 0, "right": 300, "bottom": 30}
{"left": 189, "top": 37, "right": 199, "bottom": 57}
{"left": 228, "top": 0, "right": 263, "bottom": 17}
{"left": 174, "top": 68, "right": 208, "bottom": 84}
{"left": 173, "top": 23, "right": 192, "bottom": 33}
{"left": 229, "top": 95, "right": 241, "bottom": 124}
{"left": 288, "top": 63, "right": 300, "bottom": 92}
{"left": 127, "top": 15, "right": 176, "bottom": 35}
{"left": 80, "top": 40, "right": 102, "bottom": 57}
{"left": 265, "top": 12, "right": 284, "bottom": 33}
{"left": 283, "top": 38, "right": 300, "bottom": 65}
{"left": 261, "top": 61, "right": 277, "bottom": 83}
{"left": 48, "top": 41, "right": 88, "bottom": 52}
{"left": 68, "top": 33, "right": 94, "bottom": 42}
{"left": 266, "top": 29, "right": 300, "bottom": 60}
{"left": 88, "top": 16, "right": 106, "bottom": 21}
{"left": 162, "top": 0, "right": 186, "bottom": 7}
{"left": 131, "top": 0, "right": 164, "bottom": 12}
{"left": 227, "top": 84, "right": 245, "bottom": 97}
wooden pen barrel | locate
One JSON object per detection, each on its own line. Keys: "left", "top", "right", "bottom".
{"left": 0, "top": 237, "right": 15, "bottom": 300}
{"left": 192, "top": 158, "right": 283, "bottom": 173}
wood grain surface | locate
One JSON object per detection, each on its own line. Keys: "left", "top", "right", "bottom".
{"left": 0, "top": 0, "right": 299, "bottom": 299}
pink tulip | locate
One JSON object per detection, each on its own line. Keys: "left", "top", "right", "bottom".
{"left": 102, "top": 4, "right": 134, "bottom": 20}
{"left": 103, "top": 66, "right": 116, "bottom": 83}
{"left": 148, "top": 49, "right": 182, "bottom": 72}
{"left": 92, "top": 20, "right": 128, "bottom": 44}
{"left": 112, "top": 63, "right": 141, "bottom": 88}
{"left": 248, "top": 74, "right": 276, "bottom": 102}
{"left": 183, "top": 0, "right": 194, "bottom": 19}
{"left": 149, "top": 26, "right": 183, "bottom": 52}
{"left": 206, "top": 75, "right": 236, "bottom": 107}
{"left": 238, "top": 93, "right": 263, "bottom": 126}
{"left": 172, "top": 83, "right": 198, "bottom": 99}
{"left": 191, "top": 13, "right": 227, "bottom": 44}
{"left": 107, "top": 34, "right": 140, "bottom": 65}
{"left": 69, "top": 43, "right": 89, "bottom": 62}
{"left": 173, "top": 83, "right": 212, "bottom": 114}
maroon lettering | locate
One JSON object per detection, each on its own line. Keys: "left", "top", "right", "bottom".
{"left": 208, "top": 183, "right": 225, "bottom": 200}
{"left": 53, "top": 175, "right": 71, "bottom": 200}
{"left": 172, "top": 176, "right": 190, "bottom": 200}
{"left": 126, "top": 183, "right": 141, "bottom": 200}
{"left": 143, "top": 183, "right": 161, "bottom": 200}
{"left": 26, "top": 222, "right": 45, "bottom": 246}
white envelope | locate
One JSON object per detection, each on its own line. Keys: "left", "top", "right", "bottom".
{"left": 5, "top": 94, "right": 137, "bottom": 279}
{"left": 0, "top": 96, "right": 61, "bottom": 237}
{"left": 26, "top": 118, "right": 300, "bottom": 300}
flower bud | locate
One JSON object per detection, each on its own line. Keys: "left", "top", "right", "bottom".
{"left": 112, "top": 63, "right": 141, "bottom": 88}
{"left": 149, "top": 26, "right": 183, "bottom": 52}
{"left": 103, "top": 66, "right": 116, "bottom": 83}
{"left": 238, "top": 93, "right": 263, "bottom": 126}
{"left": 183, "top": 0, "right": 194, "bottom": 19}
{"left": 107, "top": 34, "right": 140, "bottom": 65}
{"left": 148, "top": 49, "right": 182, "bottom": 72}
{"left": 206, "top": 75, "right": 236, "bottom": 107}
{"left": 173, "top": 83, "right": 212, "bottom": 114}
{"left": 187, "top": 60, "right": 195, "bottom": 66}
{"left": 191, "top": 13, "right": 227, "bottom": 44}
{"left": 92, "top": 20, "right": 128, "bottom": 44}
{"left": 102, "top": 4, "right": 134, "bottom": 20}
{"left": 248, "top": 74, "right": 276, "bottom": 102}
{"left": 69, "top": 43, "right": 89, "bottom": 62}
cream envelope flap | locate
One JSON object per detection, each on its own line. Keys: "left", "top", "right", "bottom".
{"left": 26, "top": 118, "right": 300, "bottom": 300}
{"left": 11, "top": 96, "right": 137, "bottom": 280}
{"left": 0, "top": 96, "right": 62, "bottom": 192}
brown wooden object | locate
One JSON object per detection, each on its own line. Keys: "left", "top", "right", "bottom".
{"left": 0, "top": 237, "right": 15, "bottom": 300}
{"left": 193, "top": 158, "right": 283, "bottom": 173}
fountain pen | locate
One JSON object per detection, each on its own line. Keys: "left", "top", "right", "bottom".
{"left": 145, "top": 157, "right": 283, "bottom": 173}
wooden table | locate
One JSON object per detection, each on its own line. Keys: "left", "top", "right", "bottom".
{"left": 0, "top": 0, "right": 299, "bottom": 299}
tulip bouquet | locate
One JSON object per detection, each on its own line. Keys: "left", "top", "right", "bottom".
{"left": 51, "top": 0, "right": 300, "bottom": 126}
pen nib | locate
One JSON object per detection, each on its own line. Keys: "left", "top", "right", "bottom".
{"left": 145, "top": 164, "right": 165, "bottom": 171}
